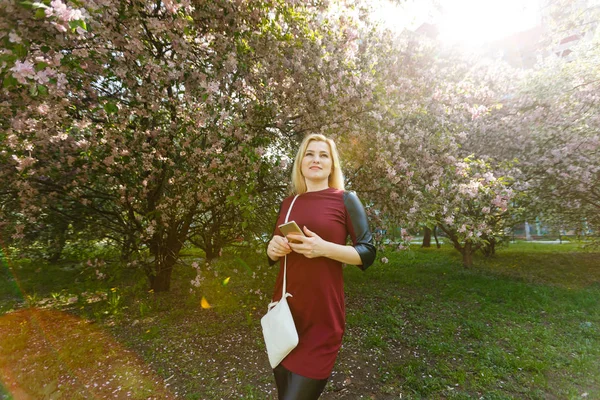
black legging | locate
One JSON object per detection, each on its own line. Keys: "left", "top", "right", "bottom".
{"left": 273, "top": 364, "right": 329, "bottom": 400}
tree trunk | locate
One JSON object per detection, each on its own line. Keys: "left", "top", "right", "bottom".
{"left": 150, "top": 258, "right": 174, "bottom": 292}
{"left": 437, "top": 225, "right": 474, "bottom": 268}
{"left": 204, "top": 246, "right": 217, "bottom": 263}
{"left": 462, "top": 241, "right": 473, "bottom": 268}
{"left": 147, "top": 231, "right": 184, "bottom": 292}
{"left": 481, "top": 236, "right": 496, "bottom": 257}
{"left": 120, "top": 234, "right": 136, "bottom": 262}
{"left": 433, "top": 226, "right": 441, "bottom": 248}
{"left": 46, "top": 219, "right": 68, "bottom": 263}
{"left": 201, "top": 233, "right": 221, "bottom": 263}
{"left": 47, "top": 234, "right": 66, "bottom": 263}
{"left": 147, "top": 210, "right": 196, "bottom": 292}
{"left": 422, "top": 227, "right": 432, "bottom": 248}
{"left": 150, "top": 241, "right": 179, "bottom": 292}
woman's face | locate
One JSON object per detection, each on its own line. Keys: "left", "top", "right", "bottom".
{"left": 301, "top": 140, "right": 332, "bottom": 183}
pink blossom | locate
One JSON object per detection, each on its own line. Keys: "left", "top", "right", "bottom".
{"left": 11, "top": 60, "right": 36, "bottom": 84}
{"left": 37, "top": 104, "right": 50, "bottom": 114}
{"left": 9, "top": 31, "right": 21, "bottom": 43}
{"left": 35, "top": 69, "right": 52, "bottom": 84}
{"left": 491, "top": 195, "right": 508, "bottom": 209}
{"left": 75, "top": 139, "right": 89, "bottom": 148}
{"left": 206, "top": 81, "right": 219, "bottom": 93}
{"left": 52, "top": 53, "right": 64, "bottom": 66}
{"left": 49, "top": 0, "right": 65, "bottom": 10}
{"left": 56, "top": 73, "right": 68, "bottom": 88}
{"left": 12, "top": 155, "right": 36, "bottom": 171}
{"left": 48, "top": 0, "right": 83, "bottom": 22}
{"left": 455, "top": 161, "right": 468, "bottom": 176}
{"left": 482, "top": 172, "right": 495, "bottom": 182}
{"left": 381, "top": 257, "right": 389, "bottom": 264}
{"left": 191, "top": 273, "right": 203, "bottom": 287}
{"left": 458, "top": 181, "right": 481, "bottom": 198}
{"left": 69, "top": 8, "right": 84, "bottom": 21}
{"left": 469, "top": 105, "right": 488, "bottom": 120}
{"left": 51, "top": 22, "right": 68, "bottom": 33}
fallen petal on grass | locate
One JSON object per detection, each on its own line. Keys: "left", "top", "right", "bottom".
{"left": 0, "top": 308, "right": 175, "bottom": 399}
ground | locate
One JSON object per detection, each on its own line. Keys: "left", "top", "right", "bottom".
{"left": 1, "top": 241, "right": 599, "bottom": 399}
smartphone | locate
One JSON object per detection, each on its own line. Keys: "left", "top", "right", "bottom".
{"left": 278, "top": 221, "right": 305, "bottom": 243}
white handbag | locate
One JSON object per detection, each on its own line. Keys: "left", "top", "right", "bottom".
{"left": 261, "top": 195, "right": 300, "bottom": 369}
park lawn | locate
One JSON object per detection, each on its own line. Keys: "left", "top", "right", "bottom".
{"left": 340, "top": 243, "right": 600, "bottom": 399}
{"left": 0, "top": 241, "right": 599, "bottom": 399}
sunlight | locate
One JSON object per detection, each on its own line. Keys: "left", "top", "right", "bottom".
{"left": 0, "top": 309, "right": 175, "bottom": 399}
{"left": 371, "top": 0, "right": 430, "bottom": 33}
{"left": 372, "top": 0, "right": 542, "bottom": 48}
{"left": 438, "top": 0, "right": 541, "bottom": 47}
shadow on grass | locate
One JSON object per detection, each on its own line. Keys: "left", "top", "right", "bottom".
{"left": 2, "top": 244, "right": 599, "bottom": 399}
{"left": 0, "top": 308, "right": 174, "bottom": 399}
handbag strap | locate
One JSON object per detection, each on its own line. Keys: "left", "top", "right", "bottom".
{"left": 282, "top": 195, "right": 300, "bottom": 300}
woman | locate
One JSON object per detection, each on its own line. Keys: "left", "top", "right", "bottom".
{"left": 266, "top": 133, "right": 376, "bottom": 400}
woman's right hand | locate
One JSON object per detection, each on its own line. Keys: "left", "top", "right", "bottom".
{"left": 267, "top": 235, "right": 292, "bottom": 261}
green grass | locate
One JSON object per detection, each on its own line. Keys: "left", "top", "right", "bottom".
{"left": 341, "top": 244, "right": 600, "bottom": 399}
{"left": 473, "top": 241, "right": 600, "bottom": 289}
{"left": 1, "top": 242, "right": 599, "bottom": 399}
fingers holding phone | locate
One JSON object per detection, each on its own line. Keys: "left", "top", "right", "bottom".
{"left": 278, "top": 221, "right": 305, "bottom": 244}
{"left": 287, "top": 226, "right": 327, "bottom": 259}
{"left": 268, "top": 235, "right": 292, "bottom": 261}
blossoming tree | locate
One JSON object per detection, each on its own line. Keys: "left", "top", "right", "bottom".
{"left": 0, "top": 0, "right": 381, "bottom": 290}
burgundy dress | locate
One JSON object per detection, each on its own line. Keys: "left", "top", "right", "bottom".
{"left": 269, "top": 188, "right": 376, "bottom": 380}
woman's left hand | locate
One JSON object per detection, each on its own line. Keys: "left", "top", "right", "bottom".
{"left": 287, "top": 226, "right": 330, "bottom": 259}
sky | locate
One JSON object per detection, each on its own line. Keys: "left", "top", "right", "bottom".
{"left": 372, "top": 0, "right": 542, "bottom": 47}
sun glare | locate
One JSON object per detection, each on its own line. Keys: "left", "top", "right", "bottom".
{"left": 438, "top": 0, "right": 541, "bottom": 47}
{"left": 372, "top": 0, "right": 542, "bottom": 48}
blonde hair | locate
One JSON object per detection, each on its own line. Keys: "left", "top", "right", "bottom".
{"left": 291, "top": 133, "right": 345, "bottom": 195}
